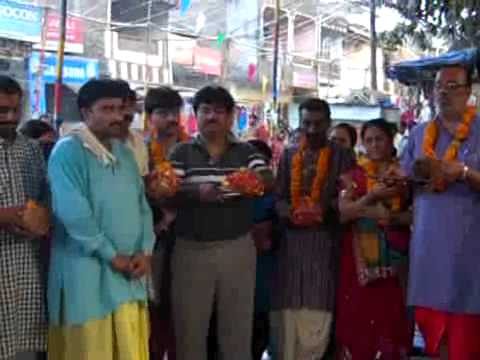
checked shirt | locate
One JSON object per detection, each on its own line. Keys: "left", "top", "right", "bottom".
{"left": 0, "top": 135, "right": 48, "bottom": 360}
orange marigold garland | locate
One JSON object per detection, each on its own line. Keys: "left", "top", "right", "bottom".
{"left": 290, "top": 138, "right": 331, "bottom": 211}
{"left": 148, "top": 126, "right": 189, "bottom": 197}
{"left": 423, "top": 106, "right": 476, "bottom": 161}
{"left": 421, "top": 106, "right": 476, "bottom": 191}
{"left": 147, "top": 162, "right": 180, "bottom": 197}
{"left": 357, "top": 157, "right": 402, "bottom": 212}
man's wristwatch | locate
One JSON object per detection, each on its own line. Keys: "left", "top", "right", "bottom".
{"left": 461, "top": 164, "right": 470, "bottom": 181}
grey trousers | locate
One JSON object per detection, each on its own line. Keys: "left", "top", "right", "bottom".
{"left": 171, "top": 234, "right": 256, "bottom": 360}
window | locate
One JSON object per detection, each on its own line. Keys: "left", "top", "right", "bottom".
{"left": 320, "top": 37, "right": 332, "bottom": 59}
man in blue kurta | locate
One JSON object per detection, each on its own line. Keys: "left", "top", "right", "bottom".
{"left": 401, "top": 65, "right": 480, "bottom": 360}
{"left": 47, "top": 79, "right": 155, "bottom": 360}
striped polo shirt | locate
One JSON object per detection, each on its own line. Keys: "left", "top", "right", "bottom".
{"left": 168, "top": 135, "right": 269, "bottom": 242}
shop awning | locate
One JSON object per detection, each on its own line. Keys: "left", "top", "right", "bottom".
{"left": 387, "top": 48, "right": 480, "bottom": 85}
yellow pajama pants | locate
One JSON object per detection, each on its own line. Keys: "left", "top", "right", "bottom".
{"left": 48, "top": 302, "right": 149, "bottom": 360}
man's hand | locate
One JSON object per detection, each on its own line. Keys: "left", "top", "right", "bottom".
{"left": 252, "top": 221, "right": 273, "bottom": 252}
{"left": 198, "top": 183, "right": 224, "bottom": 203}
{"left": 1, "top": 204, "right": 49, "bottom": 238}
{"left": 129, "top": 254, "right": 152, "bottom": 279}
{"left": 154, "top": 209, "right": 177, "bottom": 235}
{"left": 7, "top": 224, "right": 37, "bottom": 239}
{"left": 111, "top": 255, "right": 132, "bottom": 274}
{"left": 440, "top": 160, "right": 464, "bottom": 184}
{"left": 290, "top": 204, "right": 323, "bottom": 227}
{"left": 146, "top": 179, "right": 177, "bottom": 200}
{"left": 21, "top": 204, "right": 50, "bottom": 237}
{"left": 0, "top": 207, "right": 23, "bottom": 227}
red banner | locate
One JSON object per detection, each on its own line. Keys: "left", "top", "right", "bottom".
{"left": 34, "top": 12, "right": 85, "bottom": 53}
{"left": 194, "top": 47, "right": 222, "bottom": 76}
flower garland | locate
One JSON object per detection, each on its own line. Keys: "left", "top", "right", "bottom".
{"left": 357, "top": 157, "right": 401, "bottom": 212}
{"left": 290, "top": 138, "right": 331, "bottom": 210}
{"left": 423, "top": 106, "right": 476, "bottom": 161}
{"left": 150, "top": 126, "right": 189, "bottom": 167}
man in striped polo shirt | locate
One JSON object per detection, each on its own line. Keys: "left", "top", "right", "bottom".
{"left": 168, "top": 85, "right": 272, "bottom": 360}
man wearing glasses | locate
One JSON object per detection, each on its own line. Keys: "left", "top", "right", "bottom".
{"left": 402, "top": 65, "right": 480, "bottom": 360}
{"left": 168, "top": 86, "right": 272, "bottom": 360}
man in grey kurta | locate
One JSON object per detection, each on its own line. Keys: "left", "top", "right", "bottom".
{"left": 0, "top": 76, "right": 47, "bottom": 360}
{"left": 401, "top": 65, "right": 480, "bottom": 359}
{"left": 272, "top": 98, "right": 354, "bottom": 360}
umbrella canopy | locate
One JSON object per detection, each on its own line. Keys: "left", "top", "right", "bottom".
{"left": 387, "top": 48, "right": 480, "bottom": 85}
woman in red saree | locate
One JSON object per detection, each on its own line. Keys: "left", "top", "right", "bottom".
{"left": 336, "top": 119, "right": 412, "bottom": 360}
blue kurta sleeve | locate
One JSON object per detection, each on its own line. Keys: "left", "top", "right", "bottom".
{"left": 48, "top": 139, "right": 117, "bottom": 262}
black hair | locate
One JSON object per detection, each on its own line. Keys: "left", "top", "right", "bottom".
{"left": 361, "top": 118, "right": 396, "bottom": 141}
{"left": 298, "top": 98, "right": 331, "bottom": 120}
{"left": 77, "top": 79, "right": 129, "bottom": 110}
{"left": 20, "top": 120, "right": 55, "bottom": 139}
{"left": 127, "top": 88, "right": 137, "bottom": 101}
{"left": 331, "top": 122, "right": 357, "bottom": 148}
{"left": 113, "top": 79, "right": 136, "bottom": 101}
{"left": 192, "top": 85, "right": 235, "bottom": 114}
{"left": 0, "top": 75, "right": 22, "bottom": 97}
{"left": 248, "top": 139, "right": 273, "bottom": 163}
{"left": 144, "top": 86, "right": 183, "bottom": 114}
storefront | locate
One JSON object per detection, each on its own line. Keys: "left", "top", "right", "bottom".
{"left": 0, "top": 0, "right": 43, "bottom": 116}
{"left": 28, "top": 51, "right": 99, "bottom": 121}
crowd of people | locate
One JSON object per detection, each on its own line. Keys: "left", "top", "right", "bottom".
{"left": 1, "top": 63, "right": 480, "bottom": 360}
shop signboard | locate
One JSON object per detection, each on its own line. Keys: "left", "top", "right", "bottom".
{"left": 0, "top": 0, "right": 43, "bottom": 42}
{"left": 168, "top": 33, "right": 195, "bottom": 66}
{"left": 292, "top": 66, "right": 317, "bottom": 89}
{"left": 34, "top": 11, "right": 85, "bottom": 54}
{"left": 28, "top": 52, "right": 99, "bottom": 115}
{"left": 194, "top": 47, "right": 222, "bottom": 76}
